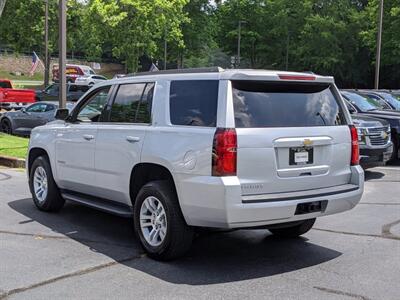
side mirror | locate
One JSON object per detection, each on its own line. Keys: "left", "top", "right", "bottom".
{"left": 55, "top": 108, "right": 69, "bottom": 120}
{"left": 348, "top": 106, "right": 356, "bottom": 114}
{"left": 21, "top": 107, "right": 27, "bottom": 113}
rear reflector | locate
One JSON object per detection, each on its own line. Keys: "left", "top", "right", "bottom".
{"left": 212, "top": 128, "right": 237, "bottom": 176}
{"left": 349, "top": 125, "right": 360, "bottom": 165}
{"left": 278, "top": 74, "right": 316, "bottom": 81}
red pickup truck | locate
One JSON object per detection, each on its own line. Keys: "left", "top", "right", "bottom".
{"left": 0, "top": 79, "right": 36, "bottom": 109}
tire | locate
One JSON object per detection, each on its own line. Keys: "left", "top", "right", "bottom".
{"left": 133, "top": 180, "right": 194, "bottom": 260}
{"left": 388, "top": 134, "right": 399, "bottom": 162}
{"left": 269, "top": 218, "right": 316, "bottom": 238}
{"left": 29, "top": 156, "right": 65, "bottom": 212}
{"left": 1, "top": 119, "right": 12, "bottom": 134}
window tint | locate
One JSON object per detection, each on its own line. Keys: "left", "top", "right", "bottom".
{"left": 379, "top": 92, "right": 400, "bottom": 110}
{"left": 45, "top": 104, "right": 56, "bottom": 112}
{"left": 109, "top": 83, "right": 154, "bottom": 123}
{"left": 169, "top": 80, "right": 219, "bottom": 127}
{"left": 232, "top": 81, "right": 346, "bottom": 128}
{"left": 76, "top": 87, "right": 110, "bottom": 122}
{"left": 45, "top": 84, "right": 59, "bottom": 94}
{"left": 342, "top": 92, "right": 380, "bottom": 111}
{"left": 0, "top": 81, "right": 12, "bottom": 88}
{"left": 26, "top": 103, "right": 47, "bottom": 113}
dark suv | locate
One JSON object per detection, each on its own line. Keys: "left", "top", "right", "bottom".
{"left": 351, "top": 112, "right": 392, "bottom": 167}
{"left": 35, "top": 83, "right": 89, "bottom": 102}
{"left": 341, "top": 90, "right": 400, "bottom": 162}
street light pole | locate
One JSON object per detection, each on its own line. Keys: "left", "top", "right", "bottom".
{"left": 374, "top": 0, "right": 384, "bottom": 89}
{"left": 164, "top": 27, "right": 167, "bottom": 70}
{"left": 44, "top": 0, "right": 49, "bottom": 87}
{"left": 237, "top": 20, "right": 246, "bottom": 68}
{"left": 58, "top": 0, "right": 66, "bottom": 109}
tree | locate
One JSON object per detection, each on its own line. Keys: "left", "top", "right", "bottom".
{"left": 85, "top": 0, "right": 189, "bottom": 72}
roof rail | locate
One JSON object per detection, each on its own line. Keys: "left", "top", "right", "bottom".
{"left": 124, "top": 66, "right": 224, "bottom": 78}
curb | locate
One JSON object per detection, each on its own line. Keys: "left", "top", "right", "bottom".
{"left": 0, "top": 155, "right": 25, "bottom": 168}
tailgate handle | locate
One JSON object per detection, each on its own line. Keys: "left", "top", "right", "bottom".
{"left": 273, "top": 136, "right": 332, "bottom": 148}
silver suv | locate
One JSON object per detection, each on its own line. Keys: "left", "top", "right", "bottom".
{"left": 27, "top": 68, "right": 364, "bottom": 260}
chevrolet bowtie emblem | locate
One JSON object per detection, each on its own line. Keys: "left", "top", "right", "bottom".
{"left": 303, "top": 139, "right": 313, "bottom": 146}
{"left": 380, "top": 131, "right": 388, "bottom": 139}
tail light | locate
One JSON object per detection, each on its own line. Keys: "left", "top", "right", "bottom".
{"left": 212, "top": 128, "right": 237, "bottom": 176}
{"left": 349, "top": 125, "right": 359, "bottom": 165}
{"left": 278, "top": 74, "right": 316, "bottom": 81}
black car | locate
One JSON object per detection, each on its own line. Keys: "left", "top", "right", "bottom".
{"left": 351, "top": 114, "right": 392, "bottom": 168}
{"left": 341, "top": 90, "right": 400, "bottom": 162}
{"left": 35, "top": 83, "right": 89, "bottom": 102}
{"left": 0, "top": 102, "right": 74, "bottom": 136}
{"left": 357, "top": 90, "right": 400, "bottom": 111}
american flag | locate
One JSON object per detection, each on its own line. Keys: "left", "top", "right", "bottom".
{"left": 29, "top": 51, "right": 42, "bottom": 76}
{"left": 149, "top": 63, "right": 159, "bottom": 72}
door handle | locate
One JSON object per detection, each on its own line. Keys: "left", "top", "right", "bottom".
{"left": 83, "top": 134, "right": 94, "bottom": 141}
{"left": 126, "top": 136, "right": 140, "bottom": 143}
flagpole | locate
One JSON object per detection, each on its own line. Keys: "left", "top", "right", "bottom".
{"left": 59, "top": 0, "right": 67, "bottom": 109}
{"left": 44, "top": 0, "right": 49, "bottom": 87}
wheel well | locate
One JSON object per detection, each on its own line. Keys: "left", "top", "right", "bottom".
{"left": 130, "top": 163, "right": 176, "bottom": 205}
{"left": 1, "top": 117, "right": 10, "bottom": 124}
{"left": 28, "top": 148, "right": 48, "bottom": 174}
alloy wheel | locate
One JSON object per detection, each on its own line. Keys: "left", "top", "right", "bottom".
{"left": 140, "top": 196, "right": 167, "bottom": 247}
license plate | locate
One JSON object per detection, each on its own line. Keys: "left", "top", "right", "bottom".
{"left": 289, "top": 147, "right": 313, "bottom": 165}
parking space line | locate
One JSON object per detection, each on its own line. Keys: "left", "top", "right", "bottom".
{"left": 0, "top": 229, "right": 135, "bottom": 248}
{"left": 0, "top": 254, "right": 145, "bottom": 300}
{"left": 313, "top": 228, "right": 400, "bottom": 241}
{"left": 314, "top": 286, "right": 372, "bottom": 300}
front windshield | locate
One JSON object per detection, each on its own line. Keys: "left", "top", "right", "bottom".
{"left": 379, "top": 93, "right": 400, "bottom": 110}
{"left": 342, "top": 92, "right": 380, "bottom": 112}
{"left": 45, "top": 84, "right": 58, "bottom": 93}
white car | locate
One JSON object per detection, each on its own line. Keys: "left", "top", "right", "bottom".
{"left": 27, "top": 68, "right": 364, "bottom": 260}
{"left": 75, "top": 74, "right": 107, "bottom": 86}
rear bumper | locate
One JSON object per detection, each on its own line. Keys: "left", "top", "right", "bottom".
{"left": 175, "top": 165, "right": 364, "bottom": 229}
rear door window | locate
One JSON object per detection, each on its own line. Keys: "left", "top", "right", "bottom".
{"left": 169, "top": 80, "right": 219, "bottom": 127}
{"left": 232, "top": 81, "right": 346, "bottom": 128}
{"left": 109, "top": 82, "right": 154, "bottom": 123}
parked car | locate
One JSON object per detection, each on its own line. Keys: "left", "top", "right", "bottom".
{"left": 0, "top": 102, "right": 74, "bottom": 136}
{"left": 35, "top": 83, "right": 89, "bottom": 102}
{"left": 27, "top": 68, "right": 364, "bottom": 260}
{"left": 341, "top": 90, "right": 400, "bottom": 161}
{"left": 74, "top": 74, "right": 107, "bottom": 86}
{"left": 52, "top": 64, "right": 96, "bottom": 83}
{"left": 350, "top": 111, "right": 392, "bottom": 168}
{"left": 0, "top": 79, "right": 36, "bottom": 110}
{"left": 358, "top": 90, "right": 400, "bottom": 111}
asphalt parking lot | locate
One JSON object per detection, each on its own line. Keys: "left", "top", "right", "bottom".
{"left": 0, "top": 165, "right": 399, "bottom": 300}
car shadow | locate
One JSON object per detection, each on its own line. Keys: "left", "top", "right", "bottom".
{"left": 9, "top": 198, "right": 342, "bottom": 285}
{"left": 364, "top": 169, "right": 385, "bottom": 181}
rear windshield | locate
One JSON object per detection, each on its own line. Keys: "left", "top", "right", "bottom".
{"left": 232, "top": 81, "right": 346, "bottom": 128}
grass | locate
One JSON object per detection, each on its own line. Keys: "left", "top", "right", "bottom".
{"left": 0, "top": 69, "right": 44, "bottom": 81}
{"left": 0, "top": 133, "right": 29, "bottom": 159}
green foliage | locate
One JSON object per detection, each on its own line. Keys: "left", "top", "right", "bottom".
{"left": 0, "top": 0, "right": 399, "bottom": 87}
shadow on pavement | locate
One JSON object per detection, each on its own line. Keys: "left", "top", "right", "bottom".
{"left": 364, "top": 170, "right": 385, "bottom": 181}
{"left": 9, "top": 198, "right": 342, "bottom": 285}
